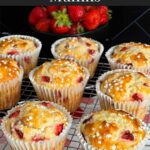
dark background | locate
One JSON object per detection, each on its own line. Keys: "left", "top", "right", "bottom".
{"left": 0, "top": 6, "right": 150, "bottom": 59}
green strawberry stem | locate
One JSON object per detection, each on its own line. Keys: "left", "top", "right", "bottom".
{"left": 108, "top": 9, "right": 112, "bottom": 20}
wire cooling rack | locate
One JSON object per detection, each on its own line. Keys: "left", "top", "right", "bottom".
{"left": 0, "top": 57, "right": 150, "bottom": 150}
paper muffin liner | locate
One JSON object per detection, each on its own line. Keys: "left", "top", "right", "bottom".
{"left": 0, "top": 35, "right": 42, "bottom": 77}
{"left": 105, "top": 45, "right": 150, "bottom": 75}
{"left": 29, "top": 65, "right": 90, "bottom": 112}
{"left": 0, "top": 66, "right": 23, "bottom": 110}
{"left": 1, "top": 100, "right": 72, "bottom": 150}
{"left": 96, "top": 69, "right": 150, "bottom": 120}
{"left": 51, "top": 37, "right": 104, "bottom": 78}
{"left": 76, "top": 112, "right": 150, "bottom": 150}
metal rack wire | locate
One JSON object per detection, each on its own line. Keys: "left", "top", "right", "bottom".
{"left": 0, "top": 57, "right": 150, "bottom": 150}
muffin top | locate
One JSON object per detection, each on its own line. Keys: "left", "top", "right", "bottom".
{"left": 81, "top": 109, "right": 147, "bottom": 150}
{"left": 33, "top": 59, "right": 86, "bottom": 88}
{"left": 111, "top": 42, "right": 150, "bottom": 68}
{"left": 6, "top": 101, "right": 68, "bottom": 142}
{"left": 99, "top": 71, "right": 150, "bottom": 102}
{"left": 55, "top": 37, "right": 100, "bottom": 61}
{"left": 0, "top": 58, "right": 20, "bottom": 83}
{"left": 0, "top": 37, "right": 37, "bottom": 55}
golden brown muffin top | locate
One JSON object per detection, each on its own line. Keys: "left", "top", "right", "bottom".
{"left": 33, "top": 59, "right": 86, "bottom": 88}
{"left": 0, "top": 58, "right": 20, "bottom": 83}
{"left": 81, "top": 109, "right": 147, "bottom": 150}
{"left": 0, "top": 37, "right": 37, "bottom": 55}
{"left": 111, "top": 42, "right": 150, "bottom": 68}
{"left": 6, "top": 101, "right": 68, "bottom": 141}
{"left": 99, "top": 71, "right": 150, "bottom": 103}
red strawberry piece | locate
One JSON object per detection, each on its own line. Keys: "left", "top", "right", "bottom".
{"left": 55, "top": 124, "right": 64, "bottom": 136}
{"left": 32, "top": 135, "right": 45, "bottom": 142}
{"left": 68, "top": 6, "right": 85, "bottom": 22}
{"left": 121, "top": 130, "right": 134, "bottom": 141}
{"left": 120, "top": 47, "right": 127, "bottom": 51}
{"left": 132, "top": 93, "right": 143, "bottom": 102}
{"left": 143, "top": 83, "right": 149, "bottom": 87}
{"left": 15, "top": 129, "right": 23, "bottom": 139}
{"left": 88, "top": 49, "right": 95, "bottom": 55}
{"left": 9, "top": 110, "right": 20, "bottom": 118}
{"left": 83, "top": 9, "right": 101, "bottom": 30}
{"left": 77, "top": 76, "right": 83, "bottom": 83}
{"left": 41, "top": 76, "right": 50, "bottom": 82}
{"left": 35, "top": 18, "right": 50, "bottom": 32}
{"left": 55, "top": 91, "right": 61, "bottom": 99}
{"left": 100, "top": 13, "right": 109, "bottom": 25}
{"left": 68, "top": 23, "right": 84, "bottom": 34}
{"left": 24, "top": 56, "right": 30, "bottom": 64}
{"left": 86, "top": 42, "right": 91, "bottom": 47}
{"left": 28, "top": 6, "right": 48, "bottom": 26}
{"left": 41, "top": 102, "right": 51, "bottom": 107}
{"left": 46, "top": 6, "right": 59, "bottom": 17}
{"left": 7, "top": 50, "right": 19, "bottom": 55}
{"left": 83, "top": 6, "right": 95, "bottom": 12}
{"left": 98, "top": 6, "right": 108, "bottom": 15}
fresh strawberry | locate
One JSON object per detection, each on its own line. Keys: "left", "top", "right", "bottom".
{"left": 28, "top": 6, "right": 48, "bottom": 26}
{"left": 55, "top": 91, "right": 61, "bottom": 99}
{"left": 68, "top": 23, "right": 84, "bottom": 34}
{"left": 35, "top": 18, "right": 50, "bottom": 32}
{"left": 77, "top": 76, "right": 83, "bottom": 83}
{"left": 68, "top": 6, "right": 85, "bottom": 22}
{"left": 100, "top": 13, "right": 109, "bottom": 25}
{"left": 7, "top": 50, "right": 19, "bottom": 55}
{"left": 46, "top": 6, "right": 59, "bottom": 17}
{"left": 9, "top": 110, "right": 20, "bottom": 118}
{"left": 82, "top": 9, "right": 101, "bottom": 30}
{"left": 24, "top": 56, "right": 30, "bottom": 64}
{"left": 84, "top": 6, "right": 95, "bottom": 12}
{"left": 132, "top": 93, "right": 143, "bottom": 102}
{"left": 41, "top": 102, "right": 51, "bottom": 107}
{"left": 120, "top": 47, "right": 127, "bottom": 51}
{"left": 41, "top": 76, "right": 50, "bottom": 82}
{"left": 98, "top": 6, "right": 108, "bottom": 15}
{"left": 55, "top": 124, "right": 64, "bottom": 136}
{"left": 88, "top": 49, "right": 95, "bottom": 55}
{"left": 50, "top": 9, "right": 71, "bottom": 34}
{"left": 121, "top": 130, "right": 134, "bottom": 141}
{"left": 15, "top": 129, "right": 23, "bottom": 139}
{"left": 32, "top": 135, "right": 45, "bottom": 142}
{"left": 59, "top": 6, "right": 67, "bottom": 11}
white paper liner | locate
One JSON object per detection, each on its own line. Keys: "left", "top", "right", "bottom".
{"left": 105, "top": 45, "right": 150, "bottom": 75}
{"left": 76, "top": 111, "right": 150, "bottom": 150}
{"left": 0, "top": 35, "right": 42, "bottom": 76}
{"left": 96, "top": 69, "right": 150, "bottom": 120}
{"left": 1, "top": 100, "right": 72, "bottom": 150}
{"left": 29, "top": 64, "right": 90, "bottom": 112}
{"left": 51, "top": 37, "right": 104, "bottom": 78}
{"left": 0, "top": 66, "right": 23, "bottom": 110}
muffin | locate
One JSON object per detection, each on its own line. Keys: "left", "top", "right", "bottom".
{"left": 77, "top": 109, "right": 149, "bottom": 150}
{"left": 51, "top": 37, "right": 104, "bottom": 78}
{"left": 96, "top": 69, "right": 150, "bottom": 120}
{"left": 0, "top": 35, "right": 42, "bottom": 76}
{"left": 1, "top": 101, "right": 72, "bottom": 150}
{"left": 106, "top": 42, "right": 150, "bottom": 75}
{"left": 29, "top": 59, "right": 89, "bottom": 112}
{"left": 0, "top": 58, "right": 23, "bottom": 110}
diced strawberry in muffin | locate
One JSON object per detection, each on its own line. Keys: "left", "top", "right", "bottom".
{"left": 120, "top": 47, "right": 127, "bottom": 51}
{"left": 41, "top": 102, "right": 51, "bottom": 107}
{"left": 7, "top": 50, "right": 19, "bottom": 55}
{"left": 9, "top": 110, "right": 20, "bottom": 118}
{"left": 132, "top": 93, "right": 143, "bottom": 102}
{"left": 32, "top": 135, "right": 46, "bottom": 142}
{"left": 77, "top": 76, "right": 83, "bottom": 83}
{"left": 55, "top": 91, "right": 62, "bottom": 98}
{"left": 24, "top": 56, "right": 30, "bottom": 64}
{"left": 121, "top": 130, "right": 134, "bottom": 141}
{"left": 85, "top": 42, "right": 91, "bottom": 47}
{"left": 41, "top": 76, "right": 50, "bottom": 82}
{"left": 15, "top": 128, "right": 23, "bottom": 139}
{"left": 88, "top": 49, "right": 95, "bottom": 55}
{"left": 55, "top": 123, "right": 64, "bottom": 136}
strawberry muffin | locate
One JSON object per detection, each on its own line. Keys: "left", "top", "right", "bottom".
{"left": 0, "top": 35, "right": 42, "bottom": 76}
{"left": 29, "top": 59, "right": 89, "bottom": 112}
{"left": 51, "top": 37, "right": 104, "bottom": 78}
{"left": 77, "top": 109, "right": 149, "bottom": 150}
{"left": 1, "top": 101, "right": 72, "bottom": 150}
{"left": 106, "top": 42, "right": 150, "bottom": 75}
{"left": 0, "top": 58, "right": 23, "bottom": 110}
{"left": 96, "top": 69, "right": 150, "bottom": 120}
